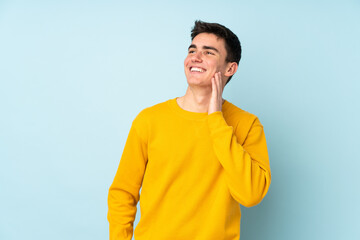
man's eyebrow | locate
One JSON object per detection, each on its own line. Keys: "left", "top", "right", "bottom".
{"left": 188, "top": 44, "right": 219, "bottom": 53}
{"left": 203, "top": 46, "right": 219, "bottom": 53}
{"left": 188, "top": 44, "right": 196, "bottom": 50}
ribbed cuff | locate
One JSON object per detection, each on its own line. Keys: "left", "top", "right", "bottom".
{"left": 207, "top": 111, "right": 229, "bottom": 131}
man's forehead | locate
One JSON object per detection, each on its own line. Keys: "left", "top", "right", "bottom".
{"left": 190, "top": 33, "right": 225, "bottom": 48}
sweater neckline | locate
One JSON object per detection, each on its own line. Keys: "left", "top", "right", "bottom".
{"left": 168, "top": 97, "right": 228, "bottom": 120}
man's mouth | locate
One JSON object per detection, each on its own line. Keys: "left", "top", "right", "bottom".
{"left": 190, "top": 67, "right": 206, "bottom": 73}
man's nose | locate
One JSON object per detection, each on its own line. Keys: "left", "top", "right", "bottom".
{"left": 191, "top": 51, "right": 203, "bottom": 62}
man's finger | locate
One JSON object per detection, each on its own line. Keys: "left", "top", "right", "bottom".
{"left": 211, "top": 77, "right": 215, "bottom": 105}
{"left": 216, "top": 72, "right": 222, "bottom": 95}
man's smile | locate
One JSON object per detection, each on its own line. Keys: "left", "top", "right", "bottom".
{"left": 190, "top": 66, "right": 206, "bottom": 73}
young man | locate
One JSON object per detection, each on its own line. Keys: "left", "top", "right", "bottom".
{"left": 108, "top": 20, "right": 271, "bottom": 240}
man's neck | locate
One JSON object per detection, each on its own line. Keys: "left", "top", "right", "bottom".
{"left": 177, "top": 86, "right": 223, "bottom": 113}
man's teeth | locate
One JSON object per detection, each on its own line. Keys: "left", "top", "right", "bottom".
{"left": 191, "top": 67, "right": 205, "bottom": 72}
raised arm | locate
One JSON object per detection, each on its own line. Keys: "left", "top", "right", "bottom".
{"left": 207, "top": 72, "right": 271, "bottom": 207}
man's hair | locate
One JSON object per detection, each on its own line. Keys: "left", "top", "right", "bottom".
{"left": 191, "top": 20, "right": 241, "bottom": 84}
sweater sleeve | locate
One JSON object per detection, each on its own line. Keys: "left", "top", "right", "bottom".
{"left": 207, "top": 111, "right": 271, "bottom": 207}
{"left": 107, "top": 119, "right": 148, "bottom": 240}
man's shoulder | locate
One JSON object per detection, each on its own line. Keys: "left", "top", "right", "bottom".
{"left": 223, "top": 100, "right": 263, "bottom": 134}
{"left": 137, "top": 98, "right": 172, "bottom": 116}
{"left": 224, "top": 100, "right": 258, "bottom": 122}
{"left": 132, "top": 98, "right": 173, "bottom": 125}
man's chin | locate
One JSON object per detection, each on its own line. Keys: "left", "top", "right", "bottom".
{"left": 187, "top": 78, "right": 212, "bottom": 87}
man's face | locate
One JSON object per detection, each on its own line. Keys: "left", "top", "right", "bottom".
{"left": 184, "top": 33, "right": 230, "bottom": 87}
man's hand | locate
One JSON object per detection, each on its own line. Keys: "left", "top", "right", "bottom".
{"left": 208, "top": 72, "right": 225, "bottom": 114}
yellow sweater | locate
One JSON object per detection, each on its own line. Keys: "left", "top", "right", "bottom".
{"left": 108, "top": 98, "right": 271, "bottom": 240}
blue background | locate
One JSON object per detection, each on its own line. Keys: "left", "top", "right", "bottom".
{"left": 1, "top": 0, "right": 359, "bottom": 239}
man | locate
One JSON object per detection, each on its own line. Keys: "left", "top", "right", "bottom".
{"left": 108, "top": 20, "right": 271, "bottom": 240}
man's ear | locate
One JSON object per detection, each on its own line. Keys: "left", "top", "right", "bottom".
{"left": 224, "top": 62, "right": 238, "bottom": 77}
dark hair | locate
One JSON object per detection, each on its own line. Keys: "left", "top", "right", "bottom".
{"left": 191, "top": 20, "right": 241, "bottom": 84}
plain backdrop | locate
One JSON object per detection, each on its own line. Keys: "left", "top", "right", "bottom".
{"left": 1, "top": 0, "right": 359, "bottom": 239}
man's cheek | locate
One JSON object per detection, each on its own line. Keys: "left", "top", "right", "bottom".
{"left": 210, "top": 70, "right": 217, "bottom": 78}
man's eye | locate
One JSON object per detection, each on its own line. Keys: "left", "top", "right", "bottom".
{"left": 188, "top": 50, "right": 195, "bottom": 54}
{"left": 205, "top": 51, "right": 214, "bottom": 55}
